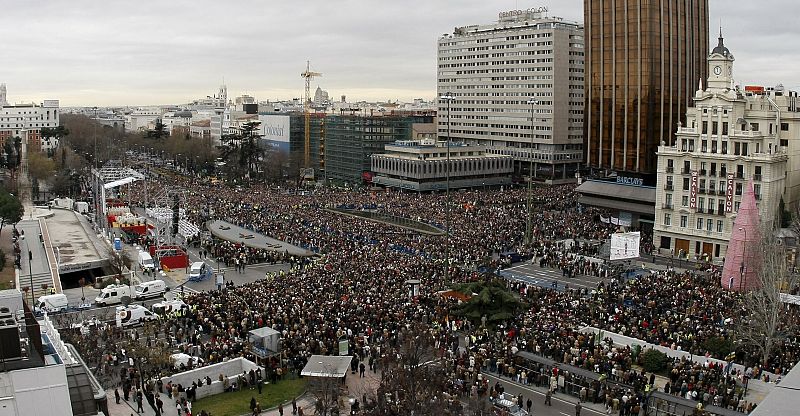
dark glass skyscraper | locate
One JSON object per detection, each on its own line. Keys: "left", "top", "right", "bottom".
{"left": 584, "top": 0, "right": 708, "bottom": 175}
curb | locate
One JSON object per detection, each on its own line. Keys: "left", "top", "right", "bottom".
{"left": 237, "top": 388, "right": 309, "bottom": 416}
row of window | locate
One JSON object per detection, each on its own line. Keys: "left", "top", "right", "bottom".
{"left": 664, "top": 213, "right": 725, "bottom": 233}
{"left": 666, "top": 160, "right": 763, "bottom": 180}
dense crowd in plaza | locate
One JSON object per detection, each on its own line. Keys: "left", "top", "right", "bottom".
{"left": 74, "top": 176, "right": 800, "bottom": 414}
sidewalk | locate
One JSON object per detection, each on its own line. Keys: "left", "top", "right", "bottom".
{"left": 106, "top": 389, "right": 315, "bottom": 416}
{"left": 106, "top": 368, "right": 383, "bottom": 416}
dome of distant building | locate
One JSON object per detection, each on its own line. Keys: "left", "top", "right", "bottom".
{"left": 711, "top": 32, "right": 732, "bottom": 59}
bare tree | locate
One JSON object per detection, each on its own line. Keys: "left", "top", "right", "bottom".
{"left": 105, "top": 245, "right": 132, "bottom": 282}
{"left": 735, "top": 227, "right": 800, "bottom": 369}
{"left": 307, "top": 363, "right": 345, "bottom": 415}
{"left": 368, "top": 323, "right": 453, "bottom": 416}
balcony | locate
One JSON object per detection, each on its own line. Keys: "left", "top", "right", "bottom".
{"left": 718, "top": 189, "right": 726, "bottom": 196}
{"left": 664, "top": 184, "right": 674, "bottom": 191}
{"left": 662, "top": 204, "right": 674, "bottom": 210}
{"left": 756, "top": 194, "right": 762, "bottom": 200}
{"left": 700, "top": 169, "right": 707, "bottom": 175}
{"left": 735, "top": 173, "right": 745, "bottom": 179}
{"left": 666, "top": 166, "right": 674, "bottom": 173}
{"left": 753, "top": 174, "right": 762, "bottom": 181}
{"left": 706, "top": 208, "right": 714, "bottom": 215}
{"left": 681, "top": 169, "right": 691, "bottom": 174}
{"left": 698, "top": 188, "right": 707, "bottom": 194}
{"left": 709, "top": 171, "right": 717, "bottom": 177}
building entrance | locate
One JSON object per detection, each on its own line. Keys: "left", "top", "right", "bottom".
{"left": 675, "top": 238, "right": 690, "bottom": 257}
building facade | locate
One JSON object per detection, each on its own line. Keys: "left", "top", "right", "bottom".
{"left": 324, "top": 113, "right": 435, "bottom": 183}
{"left": 371, "top": 138, "right": 513, "bottom": 192}
{"left": 653, "top": 36, "right": 800, "bottom": 261}
{"left": 437, "top": 8, "right": 584, "bottom": 183}
{"left": 0, "top": 290, "right": 106, "bottom": 415}
{"left": 584, "top": 0, "right": 709, "bottom": 176}
{"left": 0, "top": 97, "right": 60, "bottom": 152}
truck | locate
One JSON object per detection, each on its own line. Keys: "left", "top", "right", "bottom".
{"left": 138, "top": 251, "right": 155, "bottom": 273}
{"left": 151, "top": 299, "right": 187, "bottom": 316}
{"left": 36, "top": 294, "right": 69, "bottom": 314}
{"left": 134, "top": 280, "right": 167, "bottom": 300}
{"left": 95, "top": 284, "right": 132, "bottom": 306}
{"left": 115, "top": 305, "right": 158, "bottom": 328}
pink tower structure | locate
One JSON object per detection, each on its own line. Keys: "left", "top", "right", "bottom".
{"left": 721, "top": 180, "right": 762, "bottom": 291}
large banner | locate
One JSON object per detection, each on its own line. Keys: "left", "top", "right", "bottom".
{"left": 258, "top": 114, "right": 290, "bottom": 153}
{"left": 690, "top": 170, "right": 698, "bottom": 210}
{"left": 610, "top": 232, "right": 641, "bottom": 260}
{"left": 725, "top": 173, "right": 735, "bottom": 213}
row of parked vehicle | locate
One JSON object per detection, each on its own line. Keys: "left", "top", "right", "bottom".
{"left": 35, "top": 278, "right": 171, "bottom": 317}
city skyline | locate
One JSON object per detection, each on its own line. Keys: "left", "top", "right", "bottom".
{"left": 1, "top": 0, "right": 798, "bottom": 106}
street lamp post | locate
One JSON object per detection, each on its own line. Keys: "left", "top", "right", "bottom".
{"left": 439, "top": 92, "right": 455, "bottom": 286}
{"left": 739, "top": 226, "right": 747, "bottom": 292}
{"left": 525, "top": 97, "right": 538, "bottom": 246}
{"left": 92, "top": 107, "right": 98, "bottom": 169}
{"left": 21, "top": 236, "right": 34, "bottom": 308}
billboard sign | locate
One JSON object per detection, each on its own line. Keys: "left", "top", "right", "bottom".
{"left": 725, "top": 173, "right": 735, "bottom": 213}
{"left": 610, "top": 232, "right": 641, "bottom": 260}
{"left": 258, "top": 115, "right": 290, "bottom": 153}
{"left": 690, "top": 170, "right": 698, "bottom": 210}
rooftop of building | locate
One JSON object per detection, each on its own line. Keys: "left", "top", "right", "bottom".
{"left": 711, "top": 31, "right": 733, "bottom": 59}
{"left": 445, "top": 10, "right": 582, "bottom": 39}
{"left": 0, "top": 291, "right": 75, "bottom": 373}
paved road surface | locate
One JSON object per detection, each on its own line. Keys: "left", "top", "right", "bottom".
{"left": 18, "top": 219, "right": 56, "bottom": 302}
{"left": 482, "top": 372, "right": 606, "bottom": 416}
{"left": 501, "top": 261, "right": 610, "bottom": 292}
{"left": 207, "top": 219, "right": 314, "bottom": 257}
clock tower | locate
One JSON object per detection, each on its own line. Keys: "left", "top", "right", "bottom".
{"left": 707, "top": 30, "right": 734, "bottom": 91}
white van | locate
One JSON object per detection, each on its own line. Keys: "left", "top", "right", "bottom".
{"left": 139, "top": 251, "right": 155, "bottom": 272}
{"left": 134, "top": 280, "right": 167, "bottom": 300}
{"left": 188, "top": 262, "right": 212, "bottom": 281}
{"left": 36, "top": 294, "right": 69, "bottom": 313}
{"left": 95, "top": 284, "right": 132, "bottom": 306}
{"left": 115, "top": 305, "right": 158, "bottom": 328}
{"left": 151, "top": 299, "right": 186, "bottom": 316}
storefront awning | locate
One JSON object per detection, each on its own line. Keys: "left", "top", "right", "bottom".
{"left": 576, "top": 180, "right": 656, "bottom": 203}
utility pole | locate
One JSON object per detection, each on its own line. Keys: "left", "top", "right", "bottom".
{"left": 440, "top": 92, "right": 455, "bottom": 285}
{"left": 525, "top": 98, "right": 538, "bottom": 246}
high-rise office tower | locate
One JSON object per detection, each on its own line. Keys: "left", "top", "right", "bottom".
{"left": 584, "top": 0, "right": 709, "bottom": 176}
{"left": 438, "top": 8, "right": 585, "bottom": 183}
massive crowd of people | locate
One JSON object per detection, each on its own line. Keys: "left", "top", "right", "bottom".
{"left": 71, "top": 174, "right": 800, "bottom": 414}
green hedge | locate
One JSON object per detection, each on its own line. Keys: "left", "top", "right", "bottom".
{"left": 641, "top": 348, "right": 668, "bottom": 373}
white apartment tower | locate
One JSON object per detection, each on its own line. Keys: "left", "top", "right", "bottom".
{"left": 653, "top": 35, "right": 800, "bottom": 261}
{"left": 437, "top": 8, "right": 584, "bottom": 183}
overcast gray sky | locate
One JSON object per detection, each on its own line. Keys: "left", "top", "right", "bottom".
{"left": 1, "top": 0, "right": 797, "bottom": 106}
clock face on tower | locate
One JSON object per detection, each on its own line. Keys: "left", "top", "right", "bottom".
{"left": 714, "top": 65, "right": 722, "bottom": 76}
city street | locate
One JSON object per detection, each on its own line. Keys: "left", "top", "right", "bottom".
{"left": 501, "top": 261, "right": 610, "bottom": 292}
{"left": 482, "top": 373, "right": 605, "bottom": 416}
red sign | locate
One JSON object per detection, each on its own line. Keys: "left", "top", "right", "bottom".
{"left": 689, "top": 171, "right": 699, "bottom": 210}
{"left": 725, "top": 173, "right": 735, "bottom": 212}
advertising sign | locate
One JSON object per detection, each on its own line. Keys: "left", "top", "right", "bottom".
{"left": 258, "top": 115, "right": 290, "bottom": 153}
{"left": 725, "top": 173, "right": 735, "bottom": 213}
{"left": 610, "top": 232, "right": 641, "bottom": 261}
{"left": 690, "top": 171, "right": 699, "bottom": 210}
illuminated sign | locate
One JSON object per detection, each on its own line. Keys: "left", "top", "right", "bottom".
{"left": 499, "top": 7, "right": 549, "bottom": 19}
{"left": 616, "top": 176, "right": 644, "bottom": 186}
{"left": 690, "top": 171, "right": 699, "bottom": 209}
{"left": 725, "top": 173, "right": 735, "bottom": 212}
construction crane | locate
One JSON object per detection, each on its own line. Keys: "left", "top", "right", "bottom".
{"left": 301, "top": 61, "right": 322, "bottom": 171}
